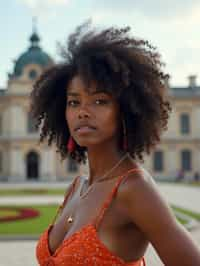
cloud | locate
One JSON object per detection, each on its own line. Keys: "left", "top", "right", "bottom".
{"left": 91, "top": 2, "right": 200, "bottom": 86}
{"left": 18, "top": 0, "right": 71, "bottom": 17}
{"left": 20, "top": 0, "right": 70, "bottom": 8}
{"left": 93, "top": 0, "right": 200, "bottom": 20}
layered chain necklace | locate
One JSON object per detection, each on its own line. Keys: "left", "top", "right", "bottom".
{"left": 67, "top": 152, "right": 130, "bottom": 224}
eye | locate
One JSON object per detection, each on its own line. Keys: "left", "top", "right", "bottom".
{"left": 95, "top": 99, "right": 109, "bottom": 105}
{"left": 67, "top": 100, "right": 79, "bottom": 106}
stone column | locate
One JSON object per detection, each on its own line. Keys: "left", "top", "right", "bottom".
{"left": 166, "top": 144, "right": 178, "bottom": 180}
{"left": 41, "top": 148, "right": 56, "bottom": 181}
{"left": 193, "top": 107, "right": 200, "bottom": 138}
{"left": 9, "top": 147, "right": 25, "bottom": 181}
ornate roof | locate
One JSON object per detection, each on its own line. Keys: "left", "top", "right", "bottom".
{"left": 12, "top": 30, "right": 53, "bottom": 77}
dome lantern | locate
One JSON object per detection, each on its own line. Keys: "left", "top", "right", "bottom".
{"left": 11, "top": 19, "right": 53, "bottom": 78}
{"left": 30, "top": 32, "right": 40, "bottom": 48}
{"left": 29, "top": 17, "right": 40, "bottom": 48}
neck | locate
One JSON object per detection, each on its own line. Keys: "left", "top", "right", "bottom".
{"left": 85, "top": 143, "right": 135, "bottom": 185}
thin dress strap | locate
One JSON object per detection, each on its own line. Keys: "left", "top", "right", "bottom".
{"left": 142, "top": 257, "right": 146, "bottom": 266}
{"left": 93, "top": 168, "right": 143, "bottom": 229}
{"left": 51, "top": 175, "right": 80, "bottom": 225}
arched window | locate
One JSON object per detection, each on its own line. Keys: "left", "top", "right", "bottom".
{"left": 181, "top": 150, "right": 191, "bottom": 171}
{"left": 29, "top": 69, "right": 37, "bottom": 80}
{"left": 27, "top": 112, "right": 37, "bottom": 133}
{"left": 180, "top": 113, "right": 190, "bottom": 134}
{"left": 26, "top": 151, "right": 39, "bottom": 179}
{"left": 153, "top": 151, "right": 164, "bottom": 171}
{"left": 67, "top": 157, "right": 78, "bottom": 173}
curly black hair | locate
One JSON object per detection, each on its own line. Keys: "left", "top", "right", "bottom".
{"left": 29, "top": 21, "right": 172, "bottom": 164}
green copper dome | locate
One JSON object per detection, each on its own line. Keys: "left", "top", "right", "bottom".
{"left": 13, "top": 31, "right": 53, "bottom": 77}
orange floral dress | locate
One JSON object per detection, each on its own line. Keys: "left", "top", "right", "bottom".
{"left": 36, "top": 168, "right": 146, "bottom": 266}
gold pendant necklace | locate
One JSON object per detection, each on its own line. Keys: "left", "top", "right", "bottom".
{"left": 67, "top": 215, "right": 73, "bottom": 223}
{"left": 66, "top": 152, "right": 131, "bottom": 223}
{"left": 80, "top": 152, "right": 129, "bottom": 199}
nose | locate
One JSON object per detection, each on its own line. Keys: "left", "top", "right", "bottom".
{"left": 78, "top": 106, "right": 91, "bottom": 119}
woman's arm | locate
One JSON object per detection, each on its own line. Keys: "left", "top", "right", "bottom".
{"left": 119, "top": 171, "right": 200, "bottom": 266}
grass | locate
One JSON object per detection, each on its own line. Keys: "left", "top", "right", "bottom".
{"left": 174, "top": 215, "right": 188, "bottom": 225}
{"left": 0, "top": 209, "right": 19, "bottom": 218}
{"left": 172, "top": 205, "right": 200, "bottom": 221}
{"left": 0, "top": 204, "right": 198, "bottom": 235}
{"left": 0, "top": 188, "right": 66, "bottom": 196}
{"left": 157, "top": 179, "right": 200, "bottom": 187}
{"left": 0, "top": 205, "right": 58, "bottom": 235}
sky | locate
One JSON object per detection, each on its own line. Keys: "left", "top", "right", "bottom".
{"left": 0, "top": 0, "right": 200, "bottom": 88}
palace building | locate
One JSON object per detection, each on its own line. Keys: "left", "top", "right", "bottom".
{"left": 145, "top": 75, "right": 200, "bottom": 181}
{"left": 0, "top": 30, "right": 199, "bottom": 182}
{"left": 0, "top": 29, "right": 80, "bottom": 182}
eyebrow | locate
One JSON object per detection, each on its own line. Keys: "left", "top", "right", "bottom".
{"left": 67, "top": 90, "right": 108, "bottom": 96}
{"left": 67, "top": 92, "right": 77, "bottom": 96}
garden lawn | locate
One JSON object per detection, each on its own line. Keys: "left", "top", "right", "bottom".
{"left": 157, "top": 180, "right": 200, "bottom": 187}
{"left": 0, "top": 204, "right": 198, "bottom": 236}
{"left": 0, "top": 188, "right": 66, "bottom": 196}
{"left": 0, "top": 205, "right": 58, "bottom": 235}
{"left": 172, "top": 205, "right": 200, "bottom": 221}
{"left": 177, "top": 217, "right": 188, "bottom": 225}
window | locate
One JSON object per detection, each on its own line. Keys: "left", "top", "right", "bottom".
{"left": 29, "top": 69, "right": 37, "bottom": 80}
{"left": 67, "top": 157, "right": 78, "bottom": 172}
{"left": 153, "top": 151, "right": 164, "bottom": 171}
{"left": 0, "top": 151, "right": 2, "bottom": 172}
{"left": 26, "top": 151, "right": 39, "bottom": 179}
{"left": 181, "top": 150, "right": 191, "bottom": 171}
{"left": 180, "top": 113, "right": 190, "bottom": 134}
{"left": 27, "top": 112, "right": 37, "bottom": 133}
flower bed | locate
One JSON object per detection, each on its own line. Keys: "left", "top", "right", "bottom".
{"left": 0, "top": 205, "right": 57, "bottom": 235}
{"left": 0, "top": 207, "right": 40, "bottom": 222}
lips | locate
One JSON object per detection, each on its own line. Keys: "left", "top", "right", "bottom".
{"left": 76, "top": 127, "right": 96, "bottom": 134}
{"left": 75, "top": 124, "right": 96, "bottom": 131}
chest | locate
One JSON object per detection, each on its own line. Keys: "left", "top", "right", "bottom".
{"left": 48, "top": 179, "right": 130, "bottom": 252}
{"left": 55, "top": 182, "right": 127, "bottom": 236}
{"left": 47, "top": 179, "right": 148, "bottom": 262}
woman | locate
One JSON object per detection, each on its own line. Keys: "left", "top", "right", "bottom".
{"left": 31, "top": 22, "right": 200, "bottom": 265}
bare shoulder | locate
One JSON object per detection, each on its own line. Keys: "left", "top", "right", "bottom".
{"left": 116, "top": 170, "right": 200, "bottom": 265}
{"left": 118, "top": 166, "right": 159, "bottom": 200}
{"left": 117, "top": 166, "right": 177, "bottom": 231}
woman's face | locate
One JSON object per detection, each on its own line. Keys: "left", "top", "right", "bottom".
{"left": 65, "top": 75, "right": 122, "bottom": 149}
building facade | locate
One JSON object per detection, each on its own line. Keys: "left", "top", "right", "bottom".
{"left": 0, "top": 30, "right": 80, "bottom": 182}
{"left": 144, "top": 75, "right": 200, "bottom": 180}
{"left": 0, "top": 31, "right": 199, "bottom": 182}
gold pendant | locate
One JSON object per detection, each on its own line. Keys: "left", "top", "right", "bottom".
{"left": 67, "top": 215, "right": 73, "bottom": 223}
